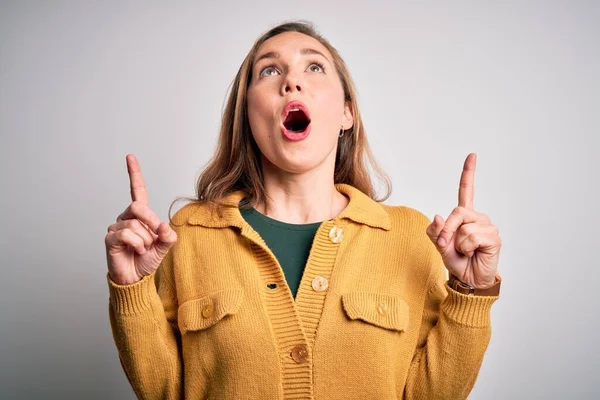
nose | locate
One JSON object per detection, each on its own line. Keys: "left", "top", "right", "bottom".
{"left": 285, "top": 83, "right": 301, "bottom": 93}
{"left": 281, "top": 73, "right": 302, "bottom": 95}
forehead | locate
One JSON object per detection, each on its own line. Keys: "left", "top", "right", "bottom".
{"left": 255, "top": 31, "right": 334, "bottom": 63}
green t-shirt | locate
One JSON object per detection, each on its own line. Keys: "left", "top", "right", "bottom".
{"left": 240, "top": 206, "right": 321, "bottom": 299}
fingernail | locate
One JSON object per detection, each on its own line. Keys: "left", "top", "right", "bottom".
{"left": 437, "top": 237, "right": 446, "bottom": 247}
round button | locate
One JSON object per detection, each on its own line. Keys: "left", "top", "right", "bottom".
{"left": 377, "top": 302, "right": 389, "bottom": 317}
{"left": 201, "top": 303, "right": 214, "bottom": 318}
{"left": 329, "top": 226, "right": 343, "bottom": 244}
{"left": 311, "top": 276, "right": 329, "bottom": 292}
{"left": 290, "top": 344, "right": 309, "bottom": 364}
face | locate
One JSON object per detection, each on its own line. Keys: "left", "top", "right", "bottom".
{"left": 246, "top": 31, "right": 353, "bottom": 176}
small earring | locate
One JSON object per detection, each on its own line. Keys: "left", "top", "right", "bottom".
{"left": 339, "top": 125, "right": 345, "bottom": 138}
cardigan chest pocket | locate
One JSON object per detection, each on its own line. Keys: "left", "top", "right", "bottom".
{"left": 177, "top": 289, "right": 244, "bottom": 334}
{"left": 341, "top": 292, "right": 409, "bottom": 332}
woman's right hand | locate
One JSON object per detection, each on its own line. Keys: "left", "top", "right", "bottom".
{"left": 105, "top": 154, "right": 178, "bottom": 285}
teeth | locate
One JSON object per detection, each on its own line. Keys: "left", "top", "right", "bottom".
{"left": 290, "top": 108, "right": 300, "bottom": 112}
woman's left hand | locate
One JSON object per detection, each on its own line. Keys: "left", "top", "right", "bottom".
{"left": 426, "top": 153, "right": 501, "bottom": 289}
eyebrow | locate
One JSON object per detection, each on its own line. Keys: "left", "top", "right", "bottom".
{"left": 254, "top": 48, "right": 329, "bottom": 66}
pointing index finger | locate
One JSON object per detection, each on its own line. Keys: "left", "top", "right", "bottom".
{"left": 458, "top": 153, "right": 476, "bottom": 209}
{"left": 126, "top": 154, "right": 148, "bottom": 205}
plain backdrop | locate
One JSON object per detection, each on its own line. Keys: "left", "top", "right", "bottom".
{"left": 1, "top": 1, "right": 598, "bottom": 399}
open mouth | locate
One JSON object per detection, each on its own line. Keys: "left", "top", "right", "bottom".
{"left": 283, "top": 108, "right": 311, "bottom": 133}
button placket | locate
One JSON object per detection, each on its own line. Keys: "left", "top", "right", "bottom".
{"left": 240, "top": 221, "right": 313, "bottom": 397}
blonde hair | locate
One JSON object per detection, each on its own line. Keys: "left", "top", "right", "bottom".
{"left": 169, "top": 20, "right": 391, "bottom": 221}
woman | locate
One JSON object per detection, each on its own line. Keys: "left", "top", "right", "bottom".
{"left": 105, "top": 21, "right": 502, "bottom": 400}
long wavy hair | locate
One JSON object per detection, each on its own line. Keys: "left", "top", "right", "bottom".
{"left": 169, "top": 20, "right": 391, "bottom": 222}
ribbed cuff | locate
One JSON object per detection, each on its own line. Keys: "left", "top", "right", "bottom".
{"left": 441, "top": 282, "right": 499, "bottom": 328}
{"left": 107, "top": 271, "right": 158, "bottom": 315}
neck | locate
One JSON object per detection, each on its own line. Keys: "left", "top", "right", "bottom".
{"left": 253, "top": 158, "right": 348, "bottom": 224}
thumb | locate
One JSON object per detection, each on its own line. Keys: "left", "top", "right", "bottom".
{"left": 153, "top": 222, "right": 178, "bottom": 257}
{"left": 426, "top": 215, "right": 447, "bottom": 251}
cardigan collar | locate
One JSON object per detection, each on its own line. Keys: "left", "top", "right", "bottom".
{"left": 187, "top": 183, "right": 391, "bottom": 231}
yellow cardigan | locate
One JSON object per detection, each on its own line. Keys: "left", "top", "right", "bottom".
{"left": 108, "top": 184, "right": 499, "bottom": 399}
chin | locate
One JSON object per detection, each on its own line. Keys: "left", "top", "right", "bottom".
{"left": 265, "top": 152, "right": 326, "bottom": 175}
{"left": 260, "top": 137, "right": 338, "bottom": 175}
{"left": 277, "top": 159, "right": 320, "bottom": 174}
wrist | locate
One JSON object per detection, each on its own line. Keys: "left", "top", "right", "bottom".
{"left": 448, "top": 273, "right": 501, "bottom": 296}
{"left": 473, "top": 277, "right": 497, "bottom": 290}
{"left": 108, "top": 271, "right": 143, "bottom": 286}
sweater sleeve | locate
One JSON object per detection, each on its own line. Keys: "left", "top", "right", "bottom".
{"left": 107, "top": 247, "right": 183, "bottom": 400}
{"left": 403, "top": 248, "right": 499, "bottom": 400}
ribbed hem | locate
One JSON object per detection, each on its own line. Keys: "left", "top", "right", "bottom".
{"left": 107, "top": 272, "right": 158, "bottom": 315}
{"left": 441, "top": 282, "right": 498, "bottom": 328}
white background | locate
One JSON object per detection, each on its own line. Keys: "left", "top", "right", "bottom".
{"left": 1, "top": 1, "right": 598, "bottom": 398}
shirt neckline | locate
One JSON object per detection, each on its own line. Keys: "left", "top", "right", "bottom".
{"left": 241, "top": 206, "right": 323, "bottom": 231}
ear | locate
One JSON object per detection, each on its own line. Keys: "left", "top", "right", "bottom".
{"left": 342, "top": 101, "right": 354, "bottom": 130}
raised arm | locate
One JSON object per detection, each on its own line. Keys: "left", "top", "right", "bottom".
{"left": 404, "top": 153, "right": 502, "bottom": 399}
{"left": 105, "top": 154, "right": 182, "bottom": 399}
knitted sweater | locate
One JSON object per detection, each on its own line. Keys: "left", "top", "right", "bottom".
{"left": 107, "top": 183, "right": 499, "bottom": 400}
